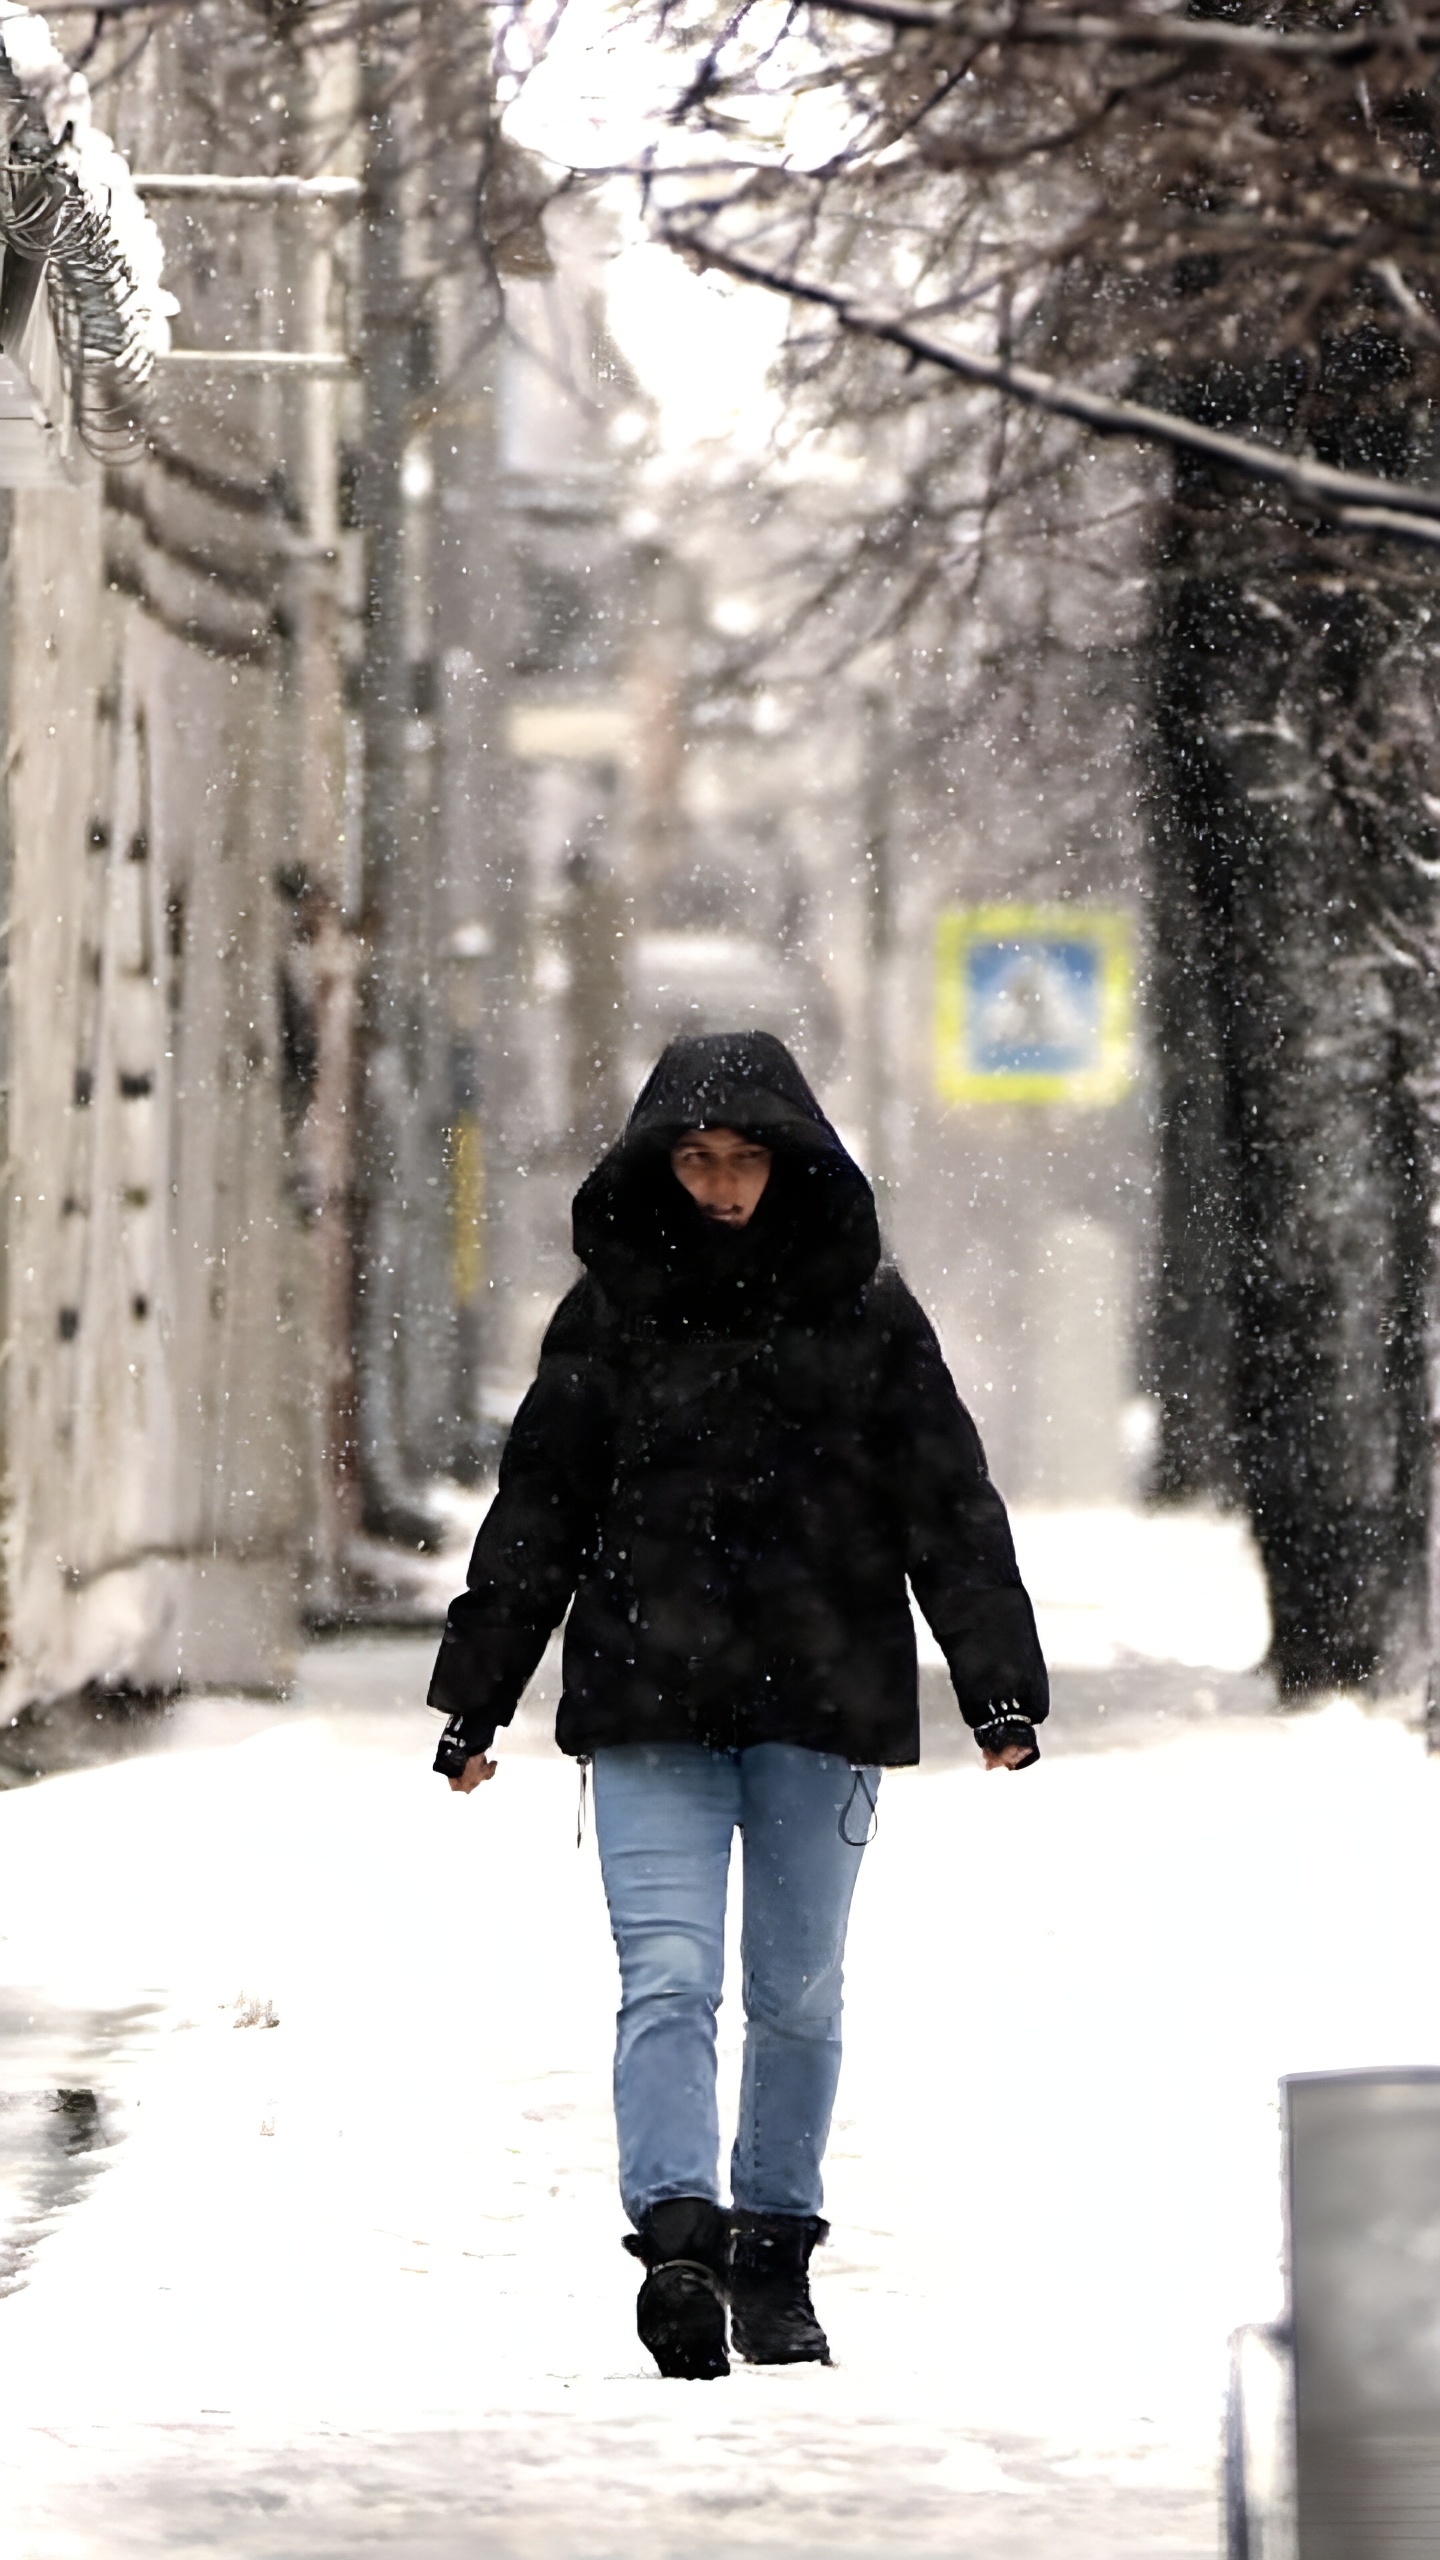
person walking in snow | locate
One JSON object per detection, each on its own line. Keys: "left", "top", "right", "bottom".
{"left": 429, "top": 1032, "right": 1047, "bottom": 2381}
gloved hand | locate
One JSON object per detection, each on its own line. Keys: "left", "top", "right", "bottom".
{"left": 974, "top": 1713, "right": 1039, "bottom": 1770}
{"left": 432, "top": 1710, "right": 496, "bottom": 1782}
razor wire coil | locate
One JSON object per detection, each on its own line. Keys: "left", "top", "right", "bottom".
{"left": 0, "top": 54, "right": 158, "bottom": 456}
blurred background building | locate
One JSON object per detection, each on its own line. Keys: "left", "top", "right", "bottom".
{"left": 0, "top": 1, "right": 1190, "bottom": 1742}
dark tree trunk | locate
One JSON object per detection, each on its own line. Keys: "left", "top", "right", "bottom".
{"left": 1149, "top": 787, "right": 1243, "bottom": 1508}
{"left": 1150, "top": 449, "right": 1437, "bottom": 1693}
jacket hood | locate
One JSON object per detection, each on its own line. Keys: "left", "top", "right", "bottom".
{"left": 572, "top": 1032, "right": 880, "bottom": 1327}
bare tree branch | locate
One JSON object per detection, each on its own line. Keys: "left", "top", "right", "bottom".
{"left": 803, "top": 0, "right": 1440, "bottom": 65}
{"left": 664, "top": 225, "right": 1440, "bottom": 546}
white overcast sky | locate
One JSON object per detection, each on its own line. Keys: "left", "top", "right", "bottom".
{"left": 504, "top": 0, "right": 792, "bottom": 454}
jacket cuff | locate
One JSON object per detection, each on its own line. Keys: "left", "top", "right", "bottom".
{"left": 428, "top": 1614, "right": 542, "bottom": 1729}
{"left": 972, "top": 1715, "right": 1040, "bottom": 1767}
{"left": 939, "top": 1587, "right": 1050, "bottom": 1728}
{"left": 432, "top": 1707, "right": 497, "bottom": 1777}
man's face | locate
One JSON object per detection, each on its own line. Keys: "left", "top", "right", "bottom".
{"left": 670, "top": 1126, "right": 773, "bottom": 1229}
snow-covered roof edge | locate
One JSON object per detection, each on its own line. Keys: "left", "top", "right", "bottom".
{"left": 0, "top": 2, "right": 176, "bottom": 442}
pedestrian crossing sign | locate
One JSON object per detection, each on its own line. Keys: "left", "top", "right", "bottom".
{"left": 935, "top": 905, "right": 1133, "bottom": 1104}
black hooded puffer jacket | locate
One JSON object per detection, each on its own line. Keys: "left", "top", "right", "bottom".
{"left": 429, "top": 1032, "right": 1048, "bottom": 1767}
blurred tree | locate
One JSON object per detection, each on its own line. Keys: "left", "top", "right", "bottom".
{"left": 624, "top": 0, "right": 1440, "bottom": 1697}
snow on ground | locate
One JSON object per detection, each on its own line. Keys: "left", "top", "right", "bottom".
{"left": 1008, "top": 1505, "right": 1271, "bottom": 1672}
{"left": 0, "top": 1531, "right": 1435, "bottom": 2558}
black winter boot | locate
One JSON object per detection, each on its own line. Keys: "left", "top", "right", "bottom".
{"left": 729, "top": 2211, "right": 832, "bottom": 2365}
{"left": 623, "top": 2197, "right": 730, "bottom": 2380}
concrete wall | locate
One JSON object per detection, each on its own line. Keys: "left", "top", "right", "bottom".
{"left": 0, "top": 17, "right": 324, "bottom": 1709}
{"left": 0, "top": 467, "right": 304, "bottom": 1708}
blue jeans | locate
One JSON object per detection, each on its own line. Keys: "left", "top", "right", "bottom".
{"left": 592, "top": 1741, "right": 878, "bottom": 2227}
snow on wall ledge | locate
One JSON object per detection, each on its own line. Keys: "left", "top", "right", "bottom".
{"left": 0, "top": 2, "right": 175, "bottom": 440}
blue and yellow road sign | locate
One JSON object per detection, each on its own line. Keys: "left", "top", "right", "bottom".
{"left": 935, "top": 905, "right": 1133, "bottom": 1105}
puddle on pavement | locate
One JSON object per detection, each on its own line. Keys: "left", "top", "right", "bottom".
{"left": 0, "top": 1990, "right": 159, "bottom": 2296}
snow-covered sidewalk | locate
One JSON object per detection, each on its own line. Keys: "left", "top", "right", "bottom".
{"left": 2, "top": 1635, "right": 1438, "bottom": 2558}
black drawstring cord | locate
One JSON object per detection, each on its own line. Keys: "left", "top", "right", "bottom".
{"left": 839, "top": 1766, "right": 878, "bottom": 1848}
{"left": 577, "top": 1756, "right": 590, "bottom": 1849}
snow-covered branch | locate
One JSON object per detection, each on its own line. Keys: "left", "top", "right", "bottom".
{"left": 663, "top": 227, "right": 1440, "bottom": 550}
{"left": 804, "top": 0, "right": 1440, "bottom": 64}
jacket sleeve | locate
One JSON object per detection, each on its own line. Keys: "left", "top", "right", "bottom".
{"left": 428, "top": 1280, "right": 614, "bottom": 1755}
{"left": 875, "top": 1276, "right": 1049, "bottom": 1758}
